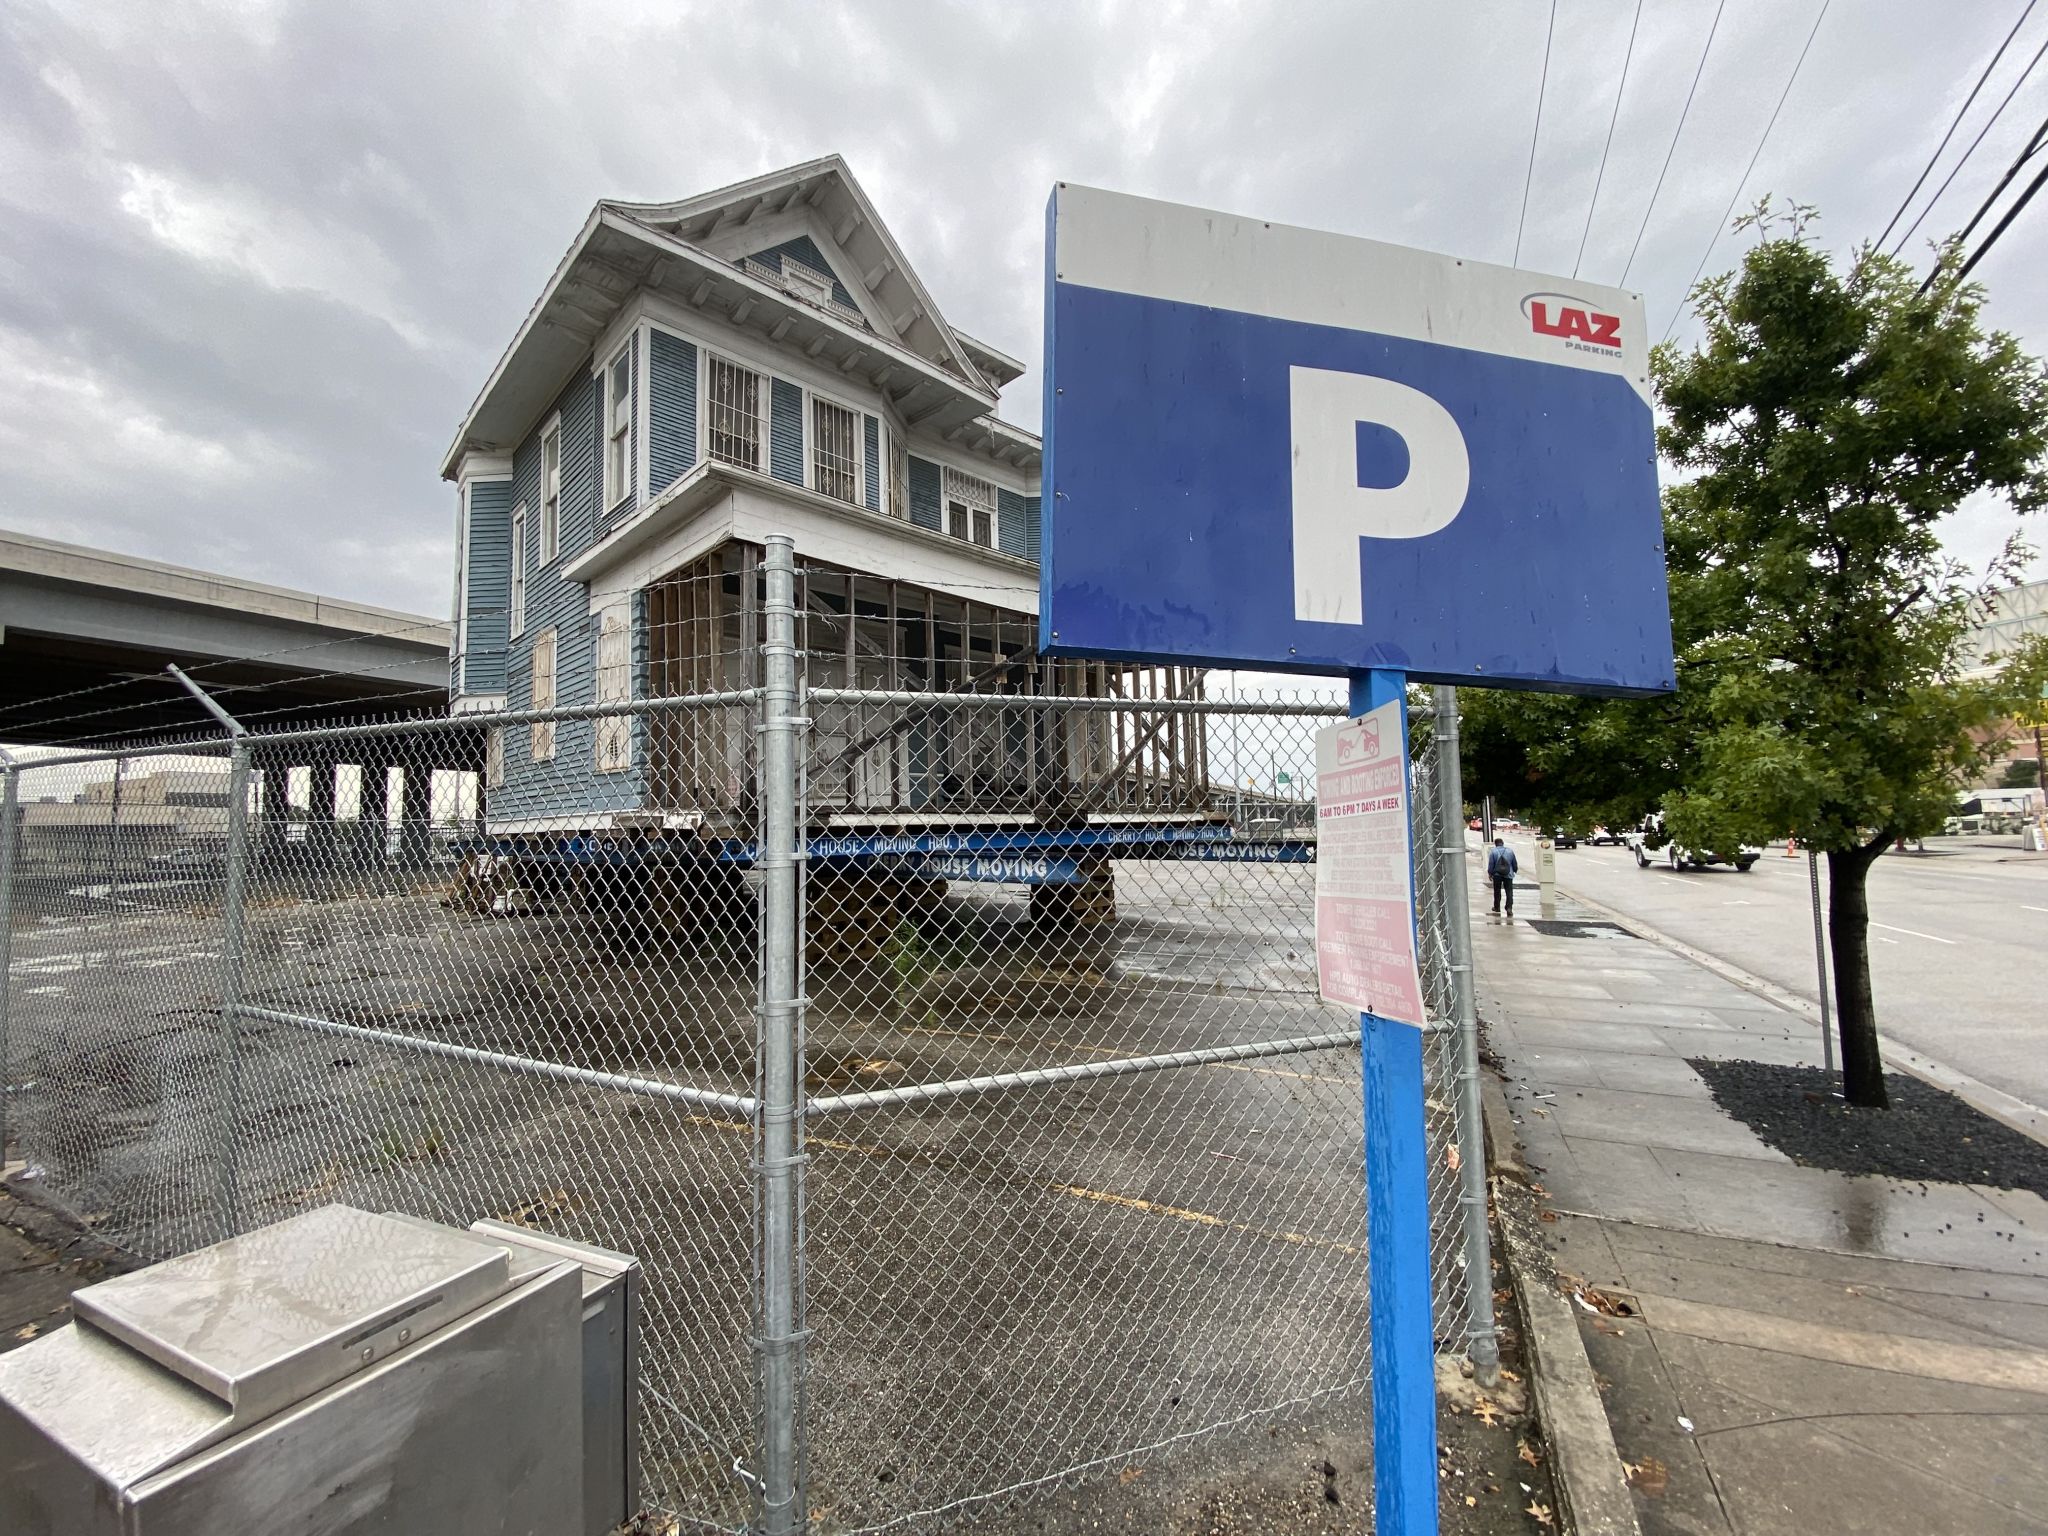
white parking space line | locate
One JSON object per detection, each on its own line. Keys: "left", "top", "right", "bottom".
{"left": 1869, "top": 921, "right": 1956, "bottom": 946}
{"left": 2024, "top": 905, "right": 2048, "bottom": 916}
{"left": 1653, "top": 875, "right": 1692, "bottom": 888}
{"left": 1873, "top": 935, "right": 1900, "bottom": 945}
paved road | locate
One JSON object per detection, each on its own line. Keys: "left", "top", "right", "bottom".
{"left": 1493, "top": 833, "right": 2048, "bottom": 1114}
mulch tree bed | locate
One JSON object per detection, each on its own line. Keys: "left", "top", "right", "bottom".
{"left": 1688, "top": 1058, "right": 2048, "bottom": 1200}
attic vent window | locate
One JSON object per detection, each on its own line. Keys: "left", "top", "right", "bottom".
{"left": 781, "top": 257, "right": 834, "bottom": 307}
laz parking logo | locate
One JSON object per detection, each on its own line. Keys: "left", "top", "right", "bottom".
{"left": 1522, "top": 292, "right": 1623, "bottom": 355}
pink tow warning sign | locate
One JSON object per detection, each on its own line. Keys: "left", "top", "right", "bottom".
{"left": 1314, "top": 701, "right": 1426, "bottom": 1026}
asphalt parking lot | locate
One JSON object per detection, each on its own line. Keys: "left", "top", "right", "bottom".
{"left": 3, "top": 852, "right": 1468, "bottom": 1532}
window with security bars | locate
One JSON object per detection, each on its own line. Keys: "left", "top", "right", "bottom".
{"left": 707, "top": 355, "right": 763, "bottom": 472}
{"left": 595, "top": 607, "right": 632, "bottom": 773}
{"left": 812, "top": 397, "right": 858, "bottom": 505}
{"left": 530, "top": 628, "right": 557, "bottom": 761}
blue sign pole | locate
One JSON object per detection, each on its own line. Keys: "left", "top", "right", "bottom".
{"left": 1352, "top": 667, "right": 1438, "bottom": 1535}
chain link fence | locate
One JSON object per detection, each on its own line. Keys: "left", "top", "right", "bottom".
{"left": 0, "top": 543, "right": 1494, "bottom": 1534}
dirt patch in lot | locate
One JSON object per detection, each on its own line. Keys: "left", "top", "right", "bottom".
{"left": 1690, "top": 1058, "right": 2048, "bottom": 1198}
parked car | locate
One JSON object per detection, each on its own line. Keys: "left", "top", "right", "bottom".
{"left": 1626, "top": 813, "right": 1760, "bottom": 872}
{"left": 1542, "top": 827, "right": 1579, "bottom": 849}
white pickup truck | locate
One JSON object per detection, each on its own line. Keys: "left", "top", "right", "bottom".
{"left": 1626, "top": 813, "right": 1762, "bottom": 872}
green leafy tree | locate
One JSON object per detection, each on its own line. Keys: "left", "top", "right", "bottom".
{"left": 1464, "top": 204, "right": 2048, "bottom": 1107}
{"left": 2002, "top": 756, "right": 2041, "bottom": 789}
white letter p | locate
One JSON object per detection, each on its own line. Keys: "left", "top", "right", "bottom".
{"left": 1290, "top": 367, "right": 1470, "bottom": 626}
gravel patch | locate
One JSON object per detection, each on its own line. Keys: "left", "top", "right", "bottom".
{"left": 1689, "top": 1058, "right": 2048, "bottom": 1199}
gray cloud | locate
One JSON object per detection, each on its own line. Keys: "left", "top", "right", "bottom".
{"left": 3, "top": 0, "right": 2043, "bottom": 619}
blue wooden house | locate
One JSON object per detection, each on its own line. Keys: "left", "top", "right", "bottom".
{"left": 442, "top": 158, "right": 1211, "bottom": 935}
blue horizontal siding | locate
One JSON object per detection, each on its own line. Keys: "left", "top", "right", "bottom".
{"left": 743, "top": 236, "right": 857, "bottom": 312}
{"left": 863, "top": 415, "right": 881, "bottom": 511}
{"left": 464, "top": 480, "right": 513, "bottom": 695}
{"left": 997, "top": 488, "right": 1028, "bottom": 558}
{"left": 907, "top": 456, "right": 941, "bottom": 531}
{"left": 648, "top": 330, "right": 697, "bottom": 494}
{"left": 769, "top": 378, "right": 803, "bottom": 486}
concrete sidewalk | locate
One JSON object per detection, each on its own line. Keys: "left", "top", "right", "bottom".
{"left": 1473, "top": 887, "right": 2048, "bottom": 1535}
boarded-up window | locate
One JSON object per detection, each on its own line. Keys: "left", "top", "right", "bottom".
{"left": 812, "top": 397, "right": 858, "bottom": 504}
{"left": 595, "top": 607, "right": 632, "bottom": 774}
{"left": 531, "top": 629, "right": 557, "bottom": 762}
{"left": 485, "top": 726, "right": 505, "bottom": 789}
{"left": 707, "top": 356, "right": 763, "bottom": 472}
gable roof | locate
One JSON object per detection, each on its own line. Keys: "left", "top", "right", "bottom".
{"left": 442, "top": 156, "right": 1013, "bottom": 480}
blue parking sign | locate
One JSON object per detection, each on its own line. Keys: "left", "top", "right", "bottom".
{"left": 1040, "top": 184, "right": 1675, "bottom": 695}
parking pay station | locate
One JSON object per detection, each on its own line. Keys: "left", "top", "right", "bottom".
{"left": 0, "top": 1204, "right": 639, "bottom": 1536}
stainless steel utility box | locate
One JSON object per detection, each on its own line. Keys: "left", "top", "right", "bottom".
{"left": 0, "top": 1204, "right": 630, "bottom": 1536}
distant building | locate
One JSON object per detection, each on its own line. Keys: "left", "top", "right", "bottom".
{"left": 16, "top": 767, "right": 232, "bottom": 864}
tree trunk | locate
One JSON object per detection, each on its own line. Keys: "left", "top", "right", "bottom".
{"left": 1826, "top": 841, "right": 1890, "bottom": 1109}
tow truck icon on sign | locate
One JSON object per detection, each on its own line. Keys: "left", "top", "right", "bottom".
{"left": 1291, "top": 366, "right": 1470, "bottom": 626}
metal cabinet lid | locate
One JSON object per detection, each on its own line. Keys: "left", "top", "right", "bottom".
{"left": 71, "top": 1205, "right": 512, "bottom": 1425}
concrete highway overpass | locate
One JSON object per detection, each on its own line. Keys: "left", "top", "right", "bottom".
{"left": 0, "top": 529, "right": 452, "bottom": 745}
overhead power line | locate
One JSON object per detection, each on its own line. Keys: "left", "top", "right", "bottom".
{"left": 1874, "top": 0, "right": 2038, "bottom": 251}
{"left": 1662, "top": 0, "right": 1833, "bottom": 344}
{"left": 1620, "top": 0, "right": 1730, "bottom": 285}
{"left": 1953, "top": 153, "right": 2048, "bottom": 280}
{"left": 1921, "top": 107, "right": 2048, "bottom": 290}
{"left": 1514, "top": 0, "right": 1560, "bottom": 267}
{"left": 1575, "top": 0, "right": 1646, "bottom": 279}
{"left": 1893, "top": 29, "right": 2048, "bottom": 255}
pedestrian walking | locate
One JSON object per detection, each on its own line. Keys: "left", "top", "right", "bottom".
{"left": 1487, "top": 837, "right": 1518, "bottom": 915}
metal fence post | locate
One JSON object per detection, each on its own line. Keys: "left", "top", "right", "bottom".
{"left": 755, "top": 535, "right": 809, "bottom": 1535}
{"left": 1432, "top": 686, "right": 1501, "bottom": 1385}
{"left": 169, "top": 665, "right": 253, "bottom": 1239}
{"left": 0, "top": 753, "right": 19, "bottom": 1165}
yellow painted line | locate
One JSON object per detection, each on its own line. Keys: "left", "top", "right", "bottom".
{"left": 1051, "top": 1182, "right": 1362, "bottom": 1257}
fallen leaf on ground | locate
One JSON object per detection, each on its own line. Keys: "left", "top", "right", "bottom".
{"left": 1473, "top": 1398, "right": 1503, "bottom": 1427}
{"left": 1627, "top": 1456, "right": 1669, "bottom": 1495}
{"left": 1527, "top": 1500, "right": 1554, "bottom": 1527}
{"left": 13, "top": 1323, "right": 39, "bottom": 1341}
{"left": 1538, "top": 1209, "right": 1559, "bottom": 1223}
{"left": 1518, "top": 1439, "right": 1541, "bottom": 1468}
{"left": 1118, "top": 1466, "right": 1144, "bottom": 1485}
{"left": 1446, "top": 1145, "right": 1462, "bottom": 1172}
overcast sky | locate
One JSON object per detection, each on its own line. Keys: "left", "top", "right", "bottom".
{"left": 4, "top": 0, "right": 2045, "bottom": 623}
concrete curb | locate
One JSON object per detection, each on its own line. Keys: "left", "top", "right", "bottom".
{"left": 1482, "top": 1074, "right": 1643, "bottom": 1536}
{"left": 1559, "top": 885, "right": 2048, "bottom": 1150}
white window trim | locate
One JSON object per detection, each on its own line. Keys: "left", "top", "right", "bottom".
{"left": 530, "top": 628, "right": 558, "bottom": 762}
{"left": 808, "top": 388, "right": 865, "bottom": 508}
{"left": 509, "top": 504, "right": 528, "bottom": 638}
{"left": 539, "top": 413, "right": 562, "bottom": 564}
{"left": 603, "top": 339, "right": 634, "bottom": 513}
